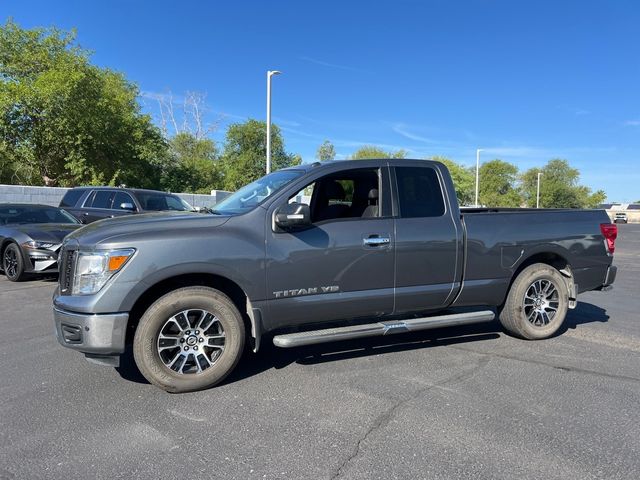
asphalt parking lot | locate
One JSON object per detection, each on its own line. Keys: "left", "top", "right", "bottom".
{"left": 1, "top": 225, "right": 639, "bottom": 480}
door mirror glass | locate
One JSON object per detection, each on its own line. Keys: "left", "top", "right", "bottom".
{"left": 275, "top": 202, "right": 311, "bottom": 230}
{"left": 119, "top": 202, "right": 136, "bottom": 211}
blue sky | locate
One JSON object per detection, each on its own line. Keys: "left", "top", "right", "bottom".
{"left": 5, "top": 0, "right": 640, "bottom": 201}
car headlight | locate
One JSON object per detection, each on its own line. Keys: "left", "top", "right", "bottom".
{"left": 72, "top": 249, "right": 135, "bottom": 295}
{"left": 22, "top": 240, "right": 56, "bottom": 250}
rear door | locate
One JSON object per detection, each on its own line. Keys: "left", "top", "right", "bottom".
{"left": 264, "top": 164, "right": 395, "bottom": 330}
{"left": 392, "top": 164, "right": 463, "bottom": 314}
{"left": 80, "top": 190, "right": 116, "bottom": 223}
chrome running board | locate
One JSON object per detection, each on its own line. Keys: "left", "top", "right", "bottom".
{"left": 272, "top": 310, "right": 495, "bottom": 348}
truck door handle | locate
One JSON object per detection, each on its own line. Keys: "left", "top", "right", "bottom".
{"left": 363, "top": 236, "right": 390, "bottom": 246}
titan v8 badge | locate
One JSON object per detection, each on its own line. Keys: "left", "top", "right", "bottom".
{"left": 273, "top": 285, "right": 339, "bottom": 298}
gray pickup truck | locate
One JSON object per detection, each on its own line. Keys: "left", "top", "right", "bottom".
{"left": 53, "top": 159, "right": 617, "bottom": 392}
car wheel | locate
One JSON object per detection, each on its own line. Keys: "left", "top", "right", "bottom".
{"left": 498, "top": 263, "right": 569, "bottom": 340}
{"left": 133, "top": 286, "right": 245, "bottom": 393}
{"left": 2, "top": 243, "right": 26, "bottom": 282}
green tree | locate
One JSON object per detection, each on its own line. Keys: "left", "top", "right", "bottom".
{"left": 219, "top": 119, "right": 300, "bottom": 191}
{"left": 521, "top": 159, "right": 604, "bottom": 208}
{"left": 161, "top": 132, "right": 221, "bottom": 193}
{"left": 316, "top": 140, "right": 336, "bottom": 161}
{"left": 350, "top": 145, "right": 406, "bottom": 160}
{"left": 479, "top": 159, "right": 522, "bottom": 207}
{"left": 431, "top": 156, "right": 475, "bottom": 206}
{"left": 0, "top": 20, "right": 167, "bottom": 187}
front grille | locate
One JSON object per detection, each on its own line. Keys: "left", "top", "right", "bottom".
{"left": 59, "top": 248, "right": 76, "bottom": 295}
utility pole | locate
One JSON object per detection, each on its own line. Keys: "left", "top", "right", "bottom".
{"left": 266, "top": 70, "right": 281, "bottom": 174}
{"left": 536, "top": 172, "right": 543, "bottom": 208}
{"left": 474, "top": 149, "right": 483, "bottom": 207}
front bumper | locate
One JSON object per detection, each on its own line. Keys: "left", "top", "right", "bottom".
{"left": 23, "top": 246, "right": 60, "bottom": 273}
{"left": 53, "top": 307, "right": 128, "bottom": 356}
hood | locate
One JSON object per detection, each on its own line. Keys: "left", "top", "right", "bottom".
{"left": 65, "top": 211, "right": 232, "bottom": 247}
{"left": 12, "top": 223, "right": 81, "bottom": 243}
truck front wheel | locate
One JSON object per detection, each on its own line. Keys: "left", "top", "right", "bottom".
{"left": 133, "top": 286, "right": 245, "bottom": 392}
{"left": 498, "top": 263, "right": 569, "bottom": 340}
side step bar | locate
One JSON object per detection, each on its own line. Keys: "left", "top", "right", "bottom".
{"left": 272, "top": 310, "right": 495, "bottom": 348}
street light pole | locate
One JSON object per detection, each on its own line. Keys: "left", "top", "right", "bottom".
{"left": 474, "top": 149, "right": 483, "bottom": 207}
{"left": 266, "top": 70, "right": 281, "bottom": 174}
{"left": 536, "top": 172, "right": 543, "bottom": 208}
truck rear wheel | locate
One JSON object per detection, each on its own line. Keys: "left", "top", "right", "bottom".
{"left": 499, "top": 263, "right": 569, "bottom": 340}
{"left": 133, "top": 286, "right": 245, "bottom": 393}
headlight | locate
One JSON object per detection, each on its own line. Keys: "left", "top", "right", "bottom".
{"left": 22, "top": 240, "right": 56, "bottom": 249}
{"left": 72, "top": 249, "right": 135, "bottom": 295}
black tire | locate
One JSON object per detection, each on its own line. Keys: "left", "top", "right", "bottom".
{"left": 2, "top": 243, "right": 26, "bottom": 282}
{"left": 498, "top": 263, "right": 569, "bottom": 340}
{"left": 133, "top": 286, "right": 245, "bottom": 393}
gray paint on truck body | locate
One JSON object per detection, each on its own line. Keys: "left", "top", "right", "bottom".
{"left": 52, "top": 159, "right": 615, "bottom": 358}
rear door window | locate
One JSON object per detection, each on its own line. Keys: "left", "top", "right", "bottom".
{"left": 89, "top": 190, "right": 115, "bottom": 209}
{"left": 395, "top": 167, "right": 445, "bottom": 218}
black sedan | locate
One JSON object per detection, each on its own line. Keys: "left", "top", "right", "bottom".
{"left": 0, "top": 204, "right": 81, "bottom": 281}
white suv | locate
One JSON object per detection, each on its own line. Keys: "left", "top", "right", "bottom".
{"left": 614, "top": 212, "right": 628, "bottom": 224}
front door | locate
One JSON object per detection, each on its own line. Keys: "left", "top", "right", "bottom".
{"left": 265, "top": 165, "right": 395, "bottom": 330}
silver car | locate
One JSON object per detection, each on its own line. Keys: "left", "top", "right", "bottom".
{"left": 0, "top": 204, "right": 81, "bottom": 281}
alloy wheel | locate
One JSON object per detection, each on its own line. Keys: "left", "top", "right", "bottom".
{"left": 523, "top": 279, "right": 560, "bottom": 327}
{"left": 156, "top": 309, "right": 226, "bottom": 374}
{"left": 3, "top": 248, "right": 18, "bottom": 278}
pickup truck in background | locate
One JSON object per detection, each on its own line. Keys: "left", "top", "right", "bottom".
{"left": 52, "top": 159, "right": 617, "bottom": 392}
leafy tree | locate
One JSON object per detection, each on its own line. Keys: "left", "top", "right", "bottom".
{"left": 431, "top": 156, "right": 475, "bottom": 206}
{"left": 316, "top": 140, "right": 336, "bottom": 161}
{"left": 350, "top": 145, "right": 406, "bottom": 160}
{"left": 161, "top": 132, "right": 221, "bottom": 193}
{"left": 219, "top": 119, "right": 300, "bottom": 191}
{"left": 0, "top": 142, "right": 13, "bottom": 183}
{"left": 0, "top": 20, "right": 166, "bottom": 187}
{"left": 479, "top": 159, "right": 522, "bottom": 207}
{"left": 521, "top": 159, "right": 604, "bottom": 208}
{"left": 582, "top": 188, "right": 606, "bottom": 208}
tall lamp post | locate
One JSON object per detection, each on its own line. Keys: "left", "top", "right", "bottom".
{"left": 474, "top": 149, "right": 483, "bottom": 207}
{"left": 536, "top": 172, "right": 543, "bottom": 208}
{"left": 266, "top": 70, "right": 281, "bottom": 174}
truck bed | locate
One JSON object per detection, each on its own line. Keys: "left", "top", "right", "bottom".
{"left": 452, "top": 208, "right": 612, "bottom": 308}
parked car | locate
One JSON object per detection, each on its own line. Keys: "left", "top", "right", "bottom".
{"left": 614, "top": 212, "right": 628, "bottom": 224}
{"left": 60, "top": 187, "right": 193, "bottom": 223}
{"left": 53, "top": 159, "right": 617, "bottom": 392}
{"left": 1, "top": 204, "right": 81, "bottom": 281}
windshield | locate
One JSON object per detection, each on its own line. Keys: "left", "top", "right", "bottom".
{"left": 213, "top": 170, "right": 304, "bottom": 214}
{"left": 134, "top": 192, "right": 192, "bottom": 212}
{"left": 0, "top": 205, "right": 80, "bottom": 225}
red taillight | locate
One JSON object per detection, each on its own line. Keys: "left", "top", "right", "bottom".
{"left": 600, "top": 223, "right": 617, "bottom": 254}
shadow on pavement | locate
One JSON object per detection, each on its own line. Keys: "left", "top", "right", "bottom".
{"left": 115, "top": 348, "right": 150, "bottom": 385}
{"left": 558, "top": 301, "right": 609, "bottom": 335}
{"left": 115, "top": 301, "right": 609, "bottom": 387}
